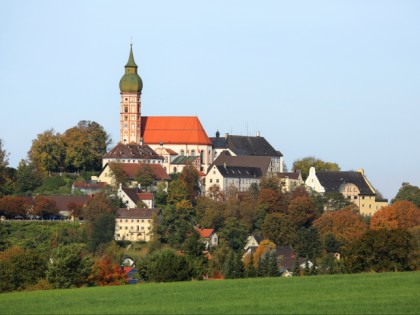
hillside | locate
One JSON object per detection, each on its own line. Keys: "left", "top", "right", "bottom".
{"left": 0, "top": 272, "right": 419, "bottom": 314}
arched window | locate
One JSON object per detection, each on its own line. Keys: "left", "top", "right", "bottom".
{"left": 191, "top": 150, "right": 196, "bottom": 156}
{"left": 173, "top": 167, "right": 177, "bottom": 173}
{"left": 200, "top": 150, "right": 204, "bottom": 164}
{"left": 180, "top": 149, "right": 185, "bottom": 156}
{"left": 124, "top": 107, "right": 128, "bottom": 113}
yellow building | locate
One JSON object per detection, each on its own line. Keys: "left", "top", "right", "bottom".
{"left": 305, "top": 167, "right": 388, "bottom": 215}
{"left": 115, "top": 208, "right": 161, "bottom": 242}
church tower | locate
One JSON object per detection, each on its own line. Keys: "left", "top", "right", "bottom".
{"left": 119, "top": 45, "right": 143, "bottom": 144}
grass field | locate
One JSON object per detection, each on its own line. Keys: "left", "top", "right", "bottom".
{"left": 1, "top": 272, "right": 419, "bottom": 314}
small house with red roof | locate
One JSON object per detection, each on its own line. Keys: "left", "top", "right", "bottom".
{"left": 195, "top": 227, "right": 218, "bottom": 250}
{"left": 118, "top": 186, "right": 155, "bottom": 209}
{"left": 98, "top": 162, "right": 170, "bottom": 190}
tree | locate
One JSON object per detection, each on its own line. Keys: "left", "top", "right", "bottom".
{"left": 179, "top": 164, "right": 201, "bottom": 202}
{"left": 157, "top": 202, "right": 195, "bottom": 248}
{"left": 83, "top": 192, "right": 117, "bottom": 221}
{"left": 370, "top": 201, "right": 420, "bottom": 231}
{"left": 313, "top": 206, "right": 367, "bottom": 245}
{"left": 0, "top": 247, "right": 47, "bottom": 293}
{"left": 135, "top": 164, "right": 156, "bottom": 190}
{"left": 32, "top": 196, "right": 58, "bottom": 218}
{"left": 219, "top": 217, "right": 248, "bottom": 252}
{"left": 292, "top": 156, "right": 340, "bottom": 180}
{"left": 15, "top": 160, "right": 43, "bottom": 193}
{"left": 258, "top": 188, "right": 287, "bottom": 214}
{"left": 167, "top": 179, "right": 190, "bottom": 205}
{"left": 392, "top": 182, "right": 420, "bottom": 208}
{"left": 287, "top": 196, "right": 318, "bottom": 228}
{"left": 253, "top": 239, "right": 276, "bottom": 268}
{"left": 139, "top": 248, "right": 193, "bottom": 282}
{"left": 344, "top": 229, "right": 413, "bottom": 273}
{"left": 46, "top": 244, "right": 92, "bottom": 289}
{"left": 0, "top": 139, "right": 11, "bottom": 197}
{"left": 294, "top": 227, "right": 322, "bottom": 261}
{"left": 88, "top": 255, "right": 127, "bottom": 286}
{"left": 87, "top": 213, "right": 116, "bottom": 253}
{"left": 108, "top": 163, "right": 129, "bottom": 187}
{"left": 28, "top": 129, "right": 65, "bottom": 173}
{"left": 223, "top": 250, "right": 244, "bottom": 279}
{"left": 244, "top": 251, "right": 257, "bottom": 278}
{"left": 0, "top": 196, "right": 31, "bottom": 218}
{"left": 63, "top": 120, "right": 110, "bottom": 171}
{"left": 262, "top": 212, "right": 296, "bottom": 246}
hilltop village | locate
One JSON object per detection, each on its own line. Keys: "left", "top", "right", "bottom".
{"left": 1, "top": 46, "right": 419, "bottom": 291}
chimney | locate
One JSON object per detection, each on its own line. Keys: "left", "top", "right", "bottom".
{"left": 225, "top": 133, "right": 229, "bottom": 139}
{"left": 160, "top": 141, "right": 163, "bottom": 148}
{"left": 216, "top": 130, "right": 220, "bottom": 138}
{"left": 140, "top": 137, "right": 144, "bottom": 146}
{"left": 224, "top": 162, "right": 227, "bottom": 169}
{"left": 256, "top": 131, "right": 260, "bottom": 137}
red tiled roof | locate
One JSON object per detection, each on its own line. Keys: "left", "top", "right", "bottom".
{"left": 141, "top": 116, "right": 212, "bottom": 145}
{"left": 197, "top": 228, "right": 214, "bottom": 238}
{"left": 111, "top": 163, "right": 171, "bottom": 180}
{"left": 73, "top": 181, "right": 107, "bottom": 189}
{"left": 138, "top": 192, "right": 154, "bottom": 200}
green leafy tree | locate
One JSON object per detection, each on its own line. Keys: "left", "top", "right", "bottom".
{"left": 135, "top": 164, "right": 156, "bottom": 190}
{"left": 87, "top": 213, "right": 116, "bottom": 252}
{"left": 139, "top": 248, "right": 193, "bottom": 282}
{"left": 219, "top": 217, "right": 248, "bottom": 252}
{"left": 344, "top": 229, "right": 413, "bottom": 273}
{"left": 179, "top": 164, "right": 201, "bottom": 202}
{"left": 262, "top": 212, "right": 296, "bottom": 246}
{"left": 63, "top": 121, "right": 110, "bottom": 171}
{"left": 0, "top": 247, "right": 47, "bottom": 292}
{"left": 46, "top": 244, "right": 92, "bottom": 289}
{"left": 15, "top": 160, "right": 43, "bottom": 194}
{"left": 287, "top": 196, "right": 318, "bottom": 228}
{"left": 392, "top": 182, "right": 420, "bottom": 208}
{"left": 244, "top": 251, "right": 257, "bottom": 278}
{"left": 28, "top": 129, "right": 65, "bottom": 173}
{"left": 223, "top": 250, "right": 244, "bottom": 279}
{"left": 83, "top": 192, "right": 117, "bottom": 221}
{"left": 157, "top": 203, "right": 195, "bottom": 248}
{"left": 0, "top": 140, "right": 14, "bottom": 197}
{"left": 292, "top": 156, "right": 340, "bottom": 180}
{"left": 167, "top": 179, "right": 190, "bottom": 205}
{"left": 294, "top": 227, "right": 322, "bottom": 261}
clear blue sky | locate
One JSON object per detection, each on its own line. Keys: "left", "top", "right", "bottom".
{"left": 1, "top": 0, "right": 419, "bottom": 200}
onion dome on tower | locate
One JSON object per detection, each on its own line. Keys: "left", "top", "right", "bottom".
{"left": 119, "top": 45, "right": 143, "bottom": 93}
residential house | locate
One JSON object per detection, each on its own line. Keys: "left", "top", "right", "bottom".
{"left": 195, "top": 228, "right": 218, "bottom": 250}
{"left": 275, "top": 172, "right": 304, "bottom": 192}
{"left": 115, "top": 207, "right": 161, "bottom": 242}
{"left": 276, "top": 246, "right": 313, "bottom": 276}
{"left": 205, "top": 152, "right": 271, "bottom": 195}
{"left": 103, "top": 143, "right": 163, "bottom": 167}
{"left": 43, "top": 195, "right": 91, "bottom": 219}
{"left": 71, "top": 180, "right": 106, "bottom": 195}
{"left": 118, "top": 185, "right": 155, "bottom": 208}
{"left": 98, "top": 163, "right": 170, "bottom": 190}
{"left": 210, "top": 131, "right": 284, "bottom": 173}
{"left": 305, "top": 167, "right": 388, "bottom": 215}
{"left": 244, "top": 235, "right": 263, "bottom": 253}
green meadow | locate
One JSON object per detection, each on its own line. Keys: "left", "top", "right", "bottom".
{"left": 1, "top": 272, "right": 419, "bottom": 314}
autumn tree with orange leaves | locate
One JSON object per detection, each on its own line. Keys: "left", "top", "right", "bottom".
{"left": 313, "top": 205, "right": 367, "bottom": 245}
{"left": 88, "top": 255, "right": 127, "bottom": 286}
{"left": 370, "top": 201, "right": 420, "bottom": 231}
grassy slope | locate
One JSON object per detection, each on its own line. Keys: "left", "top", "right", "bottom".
{"left": 1, "top": 272, "right": 419, "bottom": 314}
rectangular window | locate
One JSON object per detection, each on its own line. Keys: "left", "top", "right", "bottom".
{"left": 216, "top": 179, "right": 219, "bottom": 183}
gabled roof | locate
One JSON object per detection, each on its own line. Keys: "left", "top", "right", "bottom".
{"left": 106, "top": 163, "right": 171, "bottom": 181}
{"left": 210, "top": 133, "right": 282, "bottom": 157}
{"left": 196, "top": 228, "right": 215, "bottom": 238}
{"left": 44, "top": 196, "right": 90, "bottom": 210}
{"left": 216, "top": 165, "right": 262, "bottom": 179}
{"left": 171, "top": 156, "right": 199, "bottom": 165}
{"left": 208, "top": 152, "right": 271, "bottom": 176}
{"left": 276, "top": 246, "right": 306, "bottom": 271}
{"left": 316, "top": 171, "right": 375, "bottom": 195}
{"left": 104, "top": 143, "right": 162, "bottom": 160}
{"left": 141, "top": 116, "right": 212, "bottom": 145}
{"left": 117, "top": 207, "right": 161, "bottom": 219}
